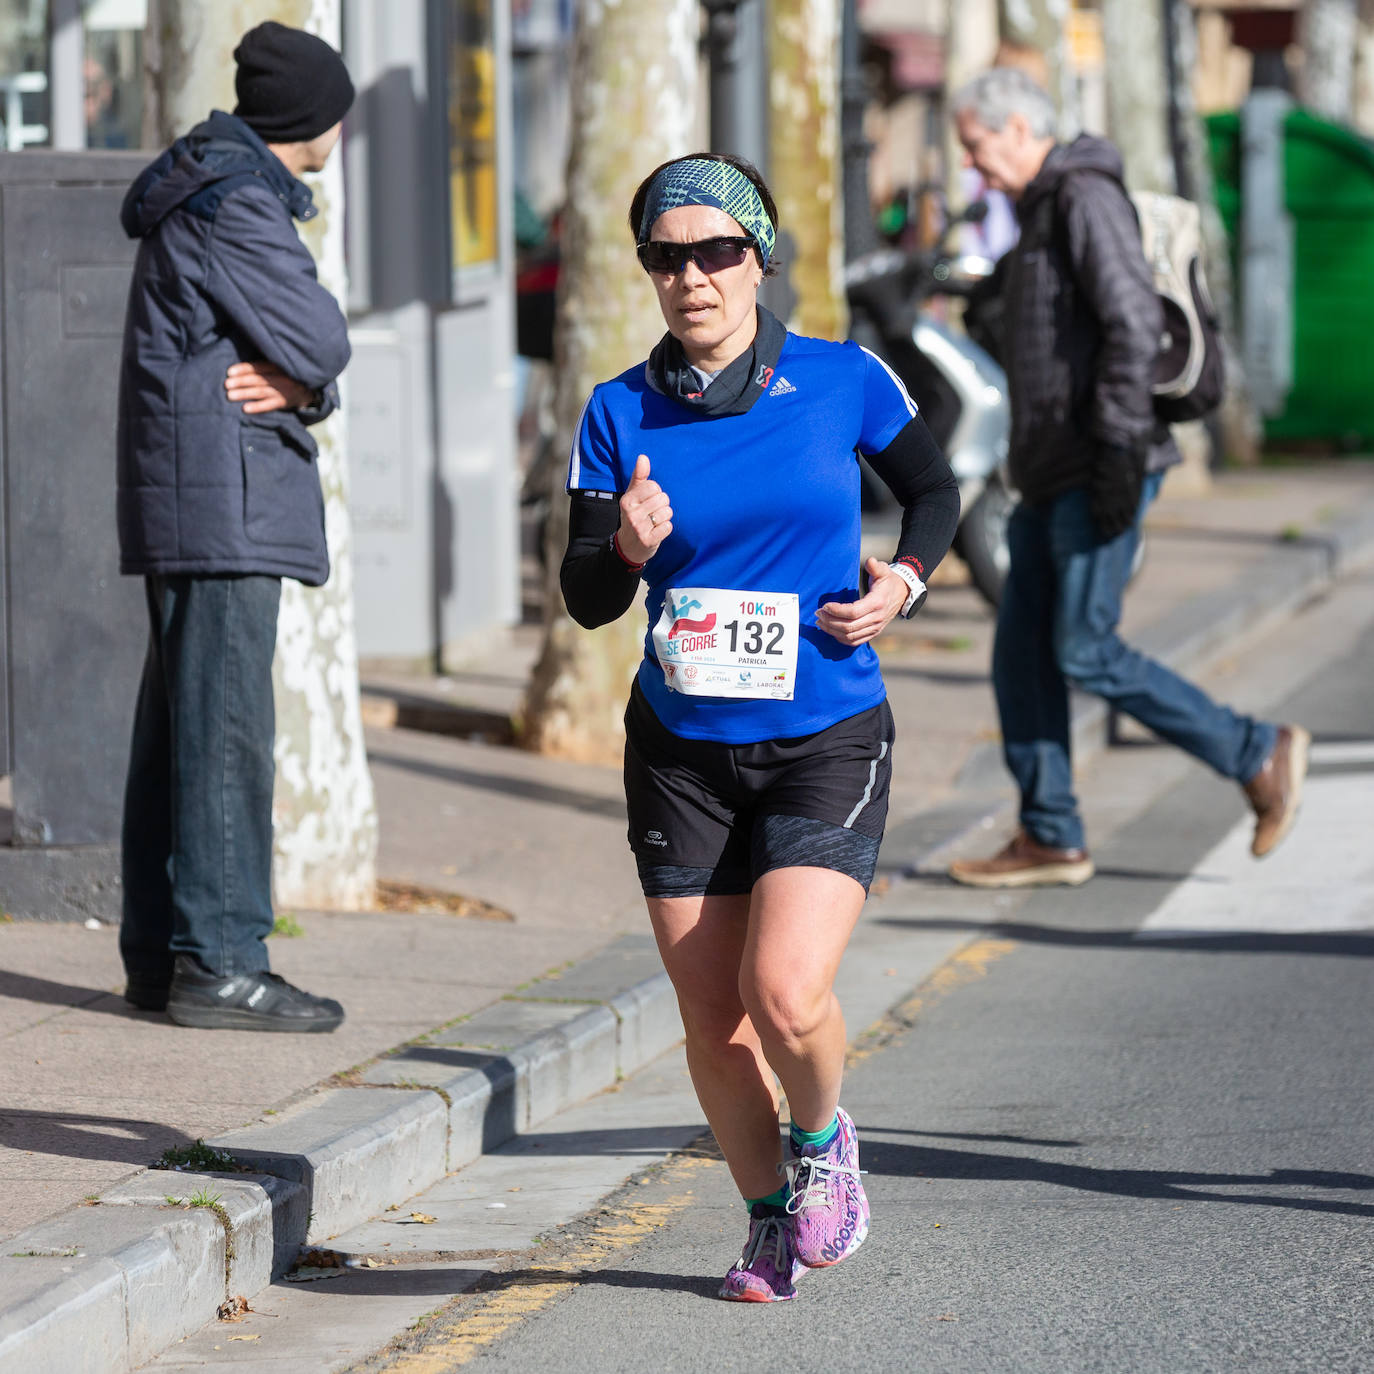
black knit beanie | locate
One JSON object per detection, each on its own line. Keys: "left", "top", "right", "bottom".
{"left": 233, "top": 21, "right": 355, "bottom": 143}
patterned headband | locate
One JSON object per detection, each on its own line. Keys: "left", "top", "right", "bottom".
{"left": 636, "top": 158, "right": 776, "bottom": 268}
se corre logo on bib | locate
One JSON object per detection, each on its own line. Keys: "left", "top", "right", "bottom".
{"left": 652, "top": 588, "right": 800, "bottom": 701}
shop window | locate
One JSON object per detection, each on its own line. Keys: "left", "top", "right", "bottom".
{"left": 83, "top": 0, "right": 145, "bottom": 150}
{"left": 0, "top": 0, "right": 51, "bottom": 149}
{"left": 0, "top": 0, "right": 145, "bottom": 152}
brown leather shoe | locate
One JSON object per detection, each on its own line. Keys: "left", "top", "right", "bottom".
{"left": 1243, "top": 724, "right": 1310, "bottom": 858}
{"left": 948, "top": 830, "right": 1095, "bottom": 889}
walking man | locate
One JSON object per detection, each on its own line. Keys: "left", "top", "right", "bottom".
{"left": 116, "top": 22, "right": 355, "bottom": 1026}
{"left": 947, "top": 67, "right": 1307, "bottom": 889}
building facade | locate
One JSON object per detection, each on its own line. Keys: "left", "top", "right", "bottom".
{"left": 1, "top": 0, "right": 522, "bottom": 667}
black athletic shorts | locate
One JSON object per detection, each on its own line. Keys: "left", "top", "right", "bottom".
{"left": 623, "top": 680, "right": 894, "bottom": 898}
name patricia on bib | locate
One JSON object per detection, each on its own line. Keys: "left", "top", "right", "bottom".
{"left": 652, "top": 587, "right": 800, "bottom": 701}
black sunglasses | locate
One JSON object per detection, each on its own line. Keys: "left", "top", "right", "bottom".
{"left": 638, "top": 236, "right": 757, "bottom": 276}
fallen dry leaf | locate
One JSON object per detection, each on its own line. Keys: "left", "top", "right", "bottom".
{"left": 217, "top": 1296, "right": 250, "bottom": 1322}
{"left": 228, "top": 1334, "right": 261, "bottom": 1342}
{"left": 374, "top": 880, "right": 512, "bottom": 922}
{"left": 410, "top": 1212, "right": 437, "bottom": 1224}
{"left": 283, "top": 1267, "right": 346, "bottom": 1284}
{"left": 284, "top": 1247, "right": 351, "bottom": 1281}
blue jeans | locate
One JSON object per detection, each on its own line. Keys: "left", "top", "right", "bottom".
{"left": 992, "top": 473, "right": 1275, "bottom": 851}
{"left": 120, "top": 574, "right": 281, "bottom": 982}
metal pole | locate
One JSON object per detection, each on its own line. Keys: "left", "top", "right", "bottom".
{"left": 1162, "top": 0, "right": 1191, "bottom": 199}
{"left": 49, "top": 0, "right": 85, "bottom": 150}
{"left": 704, "top": 0, "right": 738, "bottom": 151}
{"left": 703, "top": 0, "right": 767, "bottom": 168}
{"left": 840, "top": 0, "right": 875, "bottom": 261}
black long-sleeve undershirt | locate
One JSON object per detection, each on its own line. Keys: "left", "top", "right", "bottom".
{"left": 560, "top": 491, "right": 643, "bottom": 629}
{"left": 864, "top": 412, "right": 961, "bottom": 583}
{"left": 560, "top": 414, "right": 961, "bottom": 630}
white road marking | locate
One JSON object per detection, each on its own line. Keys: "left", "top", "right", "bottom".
{"left": 1135, "top": 772, "right": 1374, "bottom": 938}
{"left": 1309, "top": 741, "right": 1374, "bottom": 767}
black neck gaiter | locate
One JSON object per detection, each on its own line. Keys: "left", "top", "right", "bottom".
{"left": 644, "top": 305, "right": 788, "bottom": 418}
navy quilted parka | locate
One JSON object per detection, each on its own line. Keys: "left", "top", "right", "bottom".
{"left": 116, "top": 110, "right": 350, "bottom": 587}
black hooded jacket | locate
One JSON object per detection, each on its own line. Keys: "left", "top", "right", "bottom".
{"left": 116, "top": 111, "right": 350, "bottom": 586}
{"left": 1002, "top": 135, "right": 1175, "bottom": 505}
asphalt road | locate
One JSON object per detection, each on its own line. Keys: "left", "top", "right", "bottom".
{"left": 365, "top": 584, "right": 1374, "bottom": 1374}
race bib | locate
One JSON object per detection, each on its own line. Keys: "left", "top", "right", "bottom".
{"left": 652, "top": 587, "right": 799, "bottom": 700}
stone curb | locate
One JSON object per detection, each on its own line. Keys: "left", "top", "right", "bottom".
{"left": 0, "top": 945, "right": 686, "bottom": 1374}
{"left": 4, "top": 501, "right": 1373, "bottom": 1373}
{"left": 0, "top": 1200, "right": 226, "bottom": 1374}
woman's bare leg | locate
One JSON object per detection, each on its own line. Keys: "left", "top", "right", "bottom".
{"left": 646, "top": 892, "right": 785, "bottom": 1201}
{"left": 740, "top": 866, "right": 866, "bottom": 1132}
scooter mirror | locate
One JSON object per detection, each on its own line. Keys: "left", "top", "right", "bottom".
{"left": 939, "top": 199, "right": 989, "bottom": 249}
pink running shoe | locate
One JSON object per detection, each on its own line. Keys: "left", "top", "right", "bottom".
{"left": 785, "top": 1106, "right": 869, "bottom": 1268}
{"left": 719, "top": 1209, "right": 804, "bottom": 1302}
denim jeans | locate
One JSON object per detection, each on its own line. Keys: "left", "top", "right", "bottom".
{"left": 120, "top": 574, "right": 281, "bottom": 982}
{"left": 991, "top": 473, "right": 1276, "bottom": 851}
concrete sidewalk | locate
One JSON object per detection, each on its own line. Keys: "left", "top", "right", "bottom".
{"left": 1, "top": 462, "right": 1372, "bottom": 1371}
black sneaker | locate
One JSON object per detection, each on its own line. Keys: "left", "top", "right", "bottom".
{"left": 166, "top": 956, "right": 345, "bottom": 1032}
{"left": 124, "top": 976, "right": 170, "bottom": 1012}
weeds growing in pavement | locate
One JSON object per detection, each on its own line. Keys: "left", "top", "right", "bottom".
{"left": 154, "top": 1140, "right": 242, "bottom": 1172}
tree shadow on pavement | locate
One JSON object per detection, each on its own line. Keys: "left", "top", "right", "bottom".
{"left": 872, "top": 1127, "right": 1082, "bottom": 1149}
{"left": 871, "top": 916, "right": 1374, "bottom": 958}
{"left": 467, "top": 1265, "right": 716, "bottom": 1299}
{"left": 282, "top": 1260, "right": 716, "bottom": 1303}
{"left": 0, "top": 1108, "right": 198, "bottom": 1166}
{"left": 901, "top": 867, "right": 1210, "bottom": 887}
{"left": 859, "top": 1135, "right": 1374, "bottom": 1219}
{"left": 365, "top": 749, "right": 626, "bottom": 820}
{"left": 491, "top": 1125, "right": 716, "bottom": 1158}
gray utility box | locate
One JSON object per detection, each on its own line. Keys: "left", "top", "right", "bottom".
{"left": 0, "top": 151, "right": 147, "bottom": 850}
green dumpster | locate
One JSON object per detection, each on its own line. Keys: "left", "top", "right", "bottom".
{"left": 1207, "top": 108, "right": 1374, "bottom": 446}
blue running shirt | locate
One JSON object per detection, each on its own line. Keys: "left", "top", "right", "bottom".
{"left": 568, "top": 334, "right": 917, "bottom": 744}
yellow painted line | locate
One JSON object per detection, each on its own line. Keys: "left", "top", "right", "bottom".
{"left": 390, "top": 938, "right": 1016, "bottom": 1367}
{"left": 848, "top": 936, "right": 1018, "bottom": 1067}
{"left": 384, "top": 1154, "right": 719, "bottom": 1372}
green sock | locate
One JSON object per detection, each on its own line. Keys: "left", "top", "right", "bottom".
{"left": 790, "top": 1115, "right": 839, "bottom": 1152}
{"left": 744, "top": 1184, "right": 790, "bottom": 1213}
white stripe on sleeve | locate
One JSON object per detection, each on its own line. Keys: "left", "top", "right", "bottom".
{"left": 859, "top": 345, "right": 918, "bottom": 419}
{"left": 566, "top": 395, "right": 594, "bottom": 491}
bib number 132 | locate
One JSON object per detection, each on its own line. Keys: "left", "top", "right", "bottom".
{"left": 725, "top": 606, "right": 786, "bottom": 657}
{"left": 651, "top": 587, "right": 800, "bottom": 701}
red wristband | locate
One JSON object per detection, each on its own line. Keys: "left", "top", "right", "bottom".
{"left": 611, "top": 531, "right": 646, "bottom": 571}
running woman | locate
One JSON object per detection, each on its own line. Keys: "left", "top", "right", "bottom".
{"left": 560, "top": 154, "right": 960, "bottom": 1302}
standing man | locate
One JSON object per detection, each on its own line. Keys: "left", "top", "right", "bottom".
{"left": 116, "top": 23, "right": 355, "bottom": 1027}
{"left": 946, "top": 67, "right": 1308, "bottom": 889}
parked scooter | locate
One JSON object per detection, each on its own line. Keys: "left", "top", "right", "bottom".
{"left": 846, "top": 205, "right": 1016, "bottom": 606}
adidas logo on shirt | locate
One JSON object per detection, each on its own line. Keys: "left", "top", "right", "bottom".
{"left": 768, "top": 375, "right": 796, "bottom": 397}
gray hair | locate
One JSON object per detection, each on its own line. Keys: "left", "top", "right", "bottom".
{"left": 950, "top": 67, "right": 1058, "bottom": 140}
